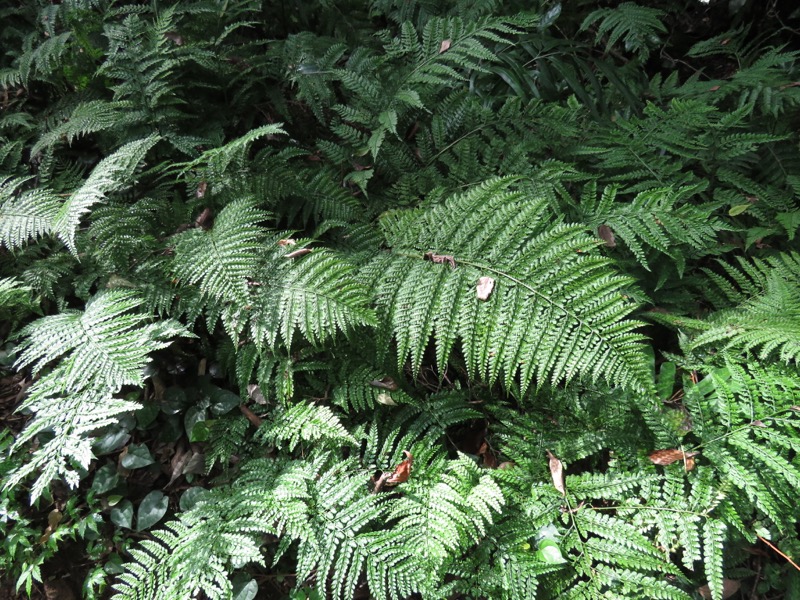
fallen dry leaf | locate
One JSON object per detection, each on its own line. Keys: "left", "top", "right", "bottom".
{"left": 247, "top": 383, "right": 267, "bottom": 405}
{"left": 439, "top": 39, "right": 451, "bottom": 53}
{"left": 376, "top": 392, "right": 396, "bottom": 406}
{"left": 40, "top": 509, "right": 63, "bottom": 543}
{"left": 597, "top": 224, "right": 616, "bottom": 248}
{"left": 373, "top": 450, "right": 413, "bottom": 493}
{"left": 698, "top": 579, "right": 740, "bottom": 599}
{"left": 165, "top": 442, "right": 192, "bottom": 488}
{"left": 648, "top": 448, "right": 699, "bottom": 466}
{"left": 194, "top": 207, "right": 212, "bottom": 228}
{"left": 478, "top": 441, "right": 498, "bottom": 468}
{"left": 284, "top": 248, "right": 312, "bottom": 258}
{"left": 547, "top": 450, "right": 565, "bottom": 495}
{"left": 239, "top": 403, "right": 263, "bottom": 427}
{"left": 196, "top": 180, "right": 208, "bottom": 199}
{"left": 163, "top": 31, "right": 184, "bottom": 46}
{"left": 385, "top": 450, "right": 413, "bottom": 486}
{"left": 424, "top": 252, "right": 456, "bottom": 268}
{"left": 476, "top": 276, "right": 495, "bottom": 301}
{"left": 369, "top": 376, "right": 399, "bottom": 391}
{"left": 278, "top": 238, "right": 297, "bottom": 246}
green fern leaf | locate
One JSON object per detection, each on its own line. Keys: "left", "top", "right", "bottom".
{"left": 256, "top": 401, "right": 358, "bottom": 451}
{"left": 16, "top": 289, "right": 187, "bottom": 391}
{"left": 31, "top": 100, "right": 129, "bottom": 156}
{"left": 8, "top": 290, "right": 190, "bottom": 499}
{"left": 702, "top": 519, "right": 726, "bottom": 600}
{"left": 581, "top": 3, "right": 667, "bottom": 60}
{"left": 54, "top": 136, "right": 159, "bottom": 254}
{"left": 690, "top": 253, "right": 800, "bottom": 363}
{"left": 173, "top": 198, "right": 269, "bottom": 307}
{"left": 370, "top": 177, "right": 651, "bottom": 393}
{"left": 0, "top": 176, "right": 59, "bottom": 250}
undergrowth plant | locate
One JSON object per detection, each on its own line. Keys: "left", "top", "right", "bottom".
{"left": 1, "top": 0, "right": 799, "bottom": 598}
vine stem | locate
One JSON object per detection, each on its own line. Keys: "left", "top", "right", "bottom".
{"left": 758, "top": 536, "right": 800, "bottom": 571}
{"left": 687, "top": 407, "right": 798, "bottom": 452}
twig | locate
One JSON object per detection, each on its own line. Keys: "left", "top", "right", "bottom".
{"left": 758, "top": 536, "right": 800, "bottom": 572}
{"left": 239, "top": 403, "right": 263, "bottom": 427}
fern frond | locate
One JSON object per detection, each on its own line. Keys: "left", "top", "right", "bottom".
{"left": 177, "top": 124, "right": 286, "bottom": 176}
{"left": 580, "top": 2, "right": 666, "bottom": 60}
{"left": 381, "top": 455, "right": 504, "bottom": 591}
{"left": 3, "top": 388, "right": 139, "bottom": 500}
{"left": 0, "top": 276, "right": 31, "bottom": 309}
{"left": 31, "top": 100, "right": 129, "bottom": 157}
{"left": 256, "top": 401, "right": 357, "bottom": 451}
{"left": 53, "top": 135, "right": 159, "bottom": 254}
{"left": 173, "top": 200, "right": 375, "bottom": 347}
{"left": 173, "top": 198, "right": 269, "bottom": 307}
{"left": 15, "top": 289, "right": 186, "bottom": 391}
{"left": 7, "top": 290, "right": 190, "bottom": 499}
{"left": 205, "top": 414, "right": 250, "bottom": 473}
{"left": 0, "top": 276, "right": 36, "bottom": 327}
{"left": 580, "top": 182, "right": 728, "bottom": 271}
{"left": 0, "top": 176, "right": 59, "bottom": 250}
{"left": 691, "top": 252, "right": 800, "bottom": 363}
{"left": 370, "top": 177, "right": 651, "bottom": 393}
{"left": 249, "top": 249, "right": 377, "bottom": 348}
{"left": 702, "top": 519, "right": 726, "bottom": 600}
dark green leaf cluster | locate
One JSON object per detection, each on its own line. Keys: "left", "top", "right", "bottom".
{"left": 1, "top": 1, "right": 799, "bottom": 599}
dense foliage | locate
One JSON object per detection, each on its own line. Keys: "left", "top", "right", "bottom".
{"left": 1, "top": 0, "right": 800, "bottom": 598}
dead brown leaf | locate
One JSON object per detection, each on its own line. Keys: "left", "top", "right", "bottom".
{"left": 698, "top": 579, "right": 740, "bottom": 599}
{"left": 385, "top": 450, "right": 413, "bottom": 486}
{"left": 597, "top": 224, "right": 616, "bottom": 248}
{"left": 239, "top": 403, "right": 263, "bottom": 427}
{"left": 476, "top": 276, "right": 495, "bottom": 301}
{"left": 547, "top": 450, "right": 565, "bottom": 495}
{"left": 439, "top": 39, "right": 451, "bottom": 53}
{"left": 284, "top": 248, "right": 312, "bottom": 258}
{"left": 165, "top": 442, "right": 192, "bottom": 489}
{"left": 373, "top": 450, "right": 413, "bottom": 493}
{"left": 376, "top": 392, "right": 396, "bottom": 406}
{"left": 163, "top": 31, "right": 184, "bottom": 46}
{"left": 478, "top": 441, "right": 498, "bottom": 468}
{"left": 648, "top": 448, "right": 699, "bottom": 466}
{"left": 194, "top": 207, "right": 212, "bottom": 228}
{"left": 369, "top": 376, "right": 399, "bottom": 391}
{"left": 424, "top": 252, "right": 456, "bottom": 268}
{"left": 247, "top": 384, "right": 267, "bottom": 405}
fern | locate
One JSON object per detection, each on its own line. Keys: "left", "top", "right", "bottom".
{"left": 0, "top": 137, "right": 158, "bottom": 254}
{"left": 651, "top": 252, "right": 800, "bottom": 363}
{"left": 53, "top": 136, "right": 159, "bottom": 254}
{"left": 578, "top": 182, "right": 728, "bottom": 272}
{"left": 256, "top": 401, "right": 357, "bottom": 452}
{"left": 370, "top": 176, "right": 651, "bottom": 393}
{"left": 581, "top": 2, "right": 667, "bottom": 60}
{"left": 30, "top": 100, "right": 130, "bottom": 157}
{"left": 3, "top": 2, "right": 800, "bottom": 598}
{"left": 0, "top": 176, "right": 59, "bottom": 250}
{"left": 6, "top": 290, "right": 188, "bottom": 499}
{"left": 172, "top": 198, "right": 376, "bottom": 347}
